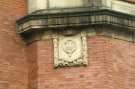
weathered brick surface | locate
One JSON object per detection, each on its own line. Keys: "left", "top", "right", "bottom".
{"left": 34, "top": 36, "right": 135, "bottom": 89}
{"left": 1, "top": 0, "right": 135, "bottom": 89}
{"left": 0, "top": 0, "right": 28, "bottom": 89}
{"left": 26, "top": 42, "right": 38, "bottom": 89}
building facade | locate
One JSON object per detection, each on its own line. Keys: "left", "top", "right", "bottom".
{"left": 0, "top": 0, "right": 135, "bottom": 89}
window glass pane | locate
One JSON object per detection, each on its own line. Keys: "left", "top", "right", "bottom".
{"left": 28, "top": 0, "right": 37, "bottom": 13}
{"left": 28, "top": 0, "right": 47, "bottom": 13}
{"left": 49, "top": 0, "right": 83, "bottom": 8}
{"left": 37, "top": 0, "right": 47, "bottom": 9}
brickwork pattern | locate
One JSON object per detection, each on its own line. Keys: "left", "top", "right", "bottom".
{"left": 0, "top": 0, "right": 135, "bottom": 89}
{"left": 34, "top": 36, "right": 135, "bottom": 89}
{"left": 0, "top": 0, "right": 28, "bottom": 89}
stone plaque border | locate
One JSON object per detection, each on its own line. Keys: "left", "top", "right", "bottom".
{"left": 53, "top": 31, "right": 88, "bottom": 68}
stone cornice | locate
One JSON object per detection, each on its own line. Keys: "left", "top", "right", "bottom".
{"left": 17, "top": 9, "right": 135, "bottom": 33}
{"left": 16, "top": 8, "right": 135, "bottom": 43}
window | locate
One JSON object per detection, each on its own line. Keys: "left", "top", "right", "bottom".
{"left": 28, "top": 0, "right": 47, "bottom": 13}
{"left": 28, "top": 0, "right": 135, "bottom": 15}
{"left": 49, "top": 0, "right": 83, "bottom": 8}
{"left": 28, "top": 0, "right": 83, "bottom": 13}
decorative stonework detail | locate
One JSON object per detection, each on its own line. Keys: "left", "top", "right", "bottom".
{"left": 63, "top": 40, "right": 77, "bottom": 58}
{"left": 53, "top": 31, "right": 88, "bottom": 68}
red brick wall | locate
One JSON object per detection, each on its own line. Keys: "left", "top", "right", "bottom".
{"left": 126, "top": 0, "right": 135, "bottom": 3}
{"left": 0, "top": 0, "right": 28, "bottom": 89}
{"left": 26, "top": 42, "right": 38, "bottom": 89}
{"left": 1, "top": 0, "right": 135, "bottom": 89}
{"left": 27, "top": 0, "right": 135, "bottom": 88}
{"left": 34, "top": 36, "right": 135, "bottom": 89}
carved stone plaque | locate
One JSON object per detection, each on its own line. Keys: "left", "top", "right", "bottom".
{"left": 53, "top": 32, "right": 88, "bottom": 68}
